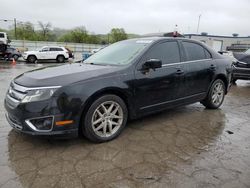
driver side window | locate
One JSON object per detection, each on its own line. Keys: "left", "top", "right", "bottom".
{"left": 41, "top": 47, "right": 49, "bottom": 52}
{"left": 145, "top": 41, "right": 181, "bottom": 65}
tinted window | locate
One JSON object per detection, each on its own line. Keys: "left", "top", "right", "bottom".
{"left": 41, "top": 48, "right": 49, "bottom": 52}
{"left": 50, "top": 48, "right": 63, "bottom": 51}
{"left": 183, "top": 42, "right": 208, "bottom": 61}
{"left": 204, "top": 49, "right": 212, "bottom": 59}
{"left": 0, "top": 33, "right": 4, "bottom": 38}
{"left": 145, "top": 41, "right": 180, "bottom": 64}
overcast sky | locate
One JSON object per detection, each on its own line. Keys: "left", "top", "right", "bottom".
{"left": 1, "top": 0, "right": 250, "bottom": 36}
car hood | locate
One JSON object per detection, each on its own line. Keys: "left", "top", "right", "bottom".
{"left": 233, "top": 52, "right": 247, "bottom": 61}
{"left": 24, "top": 51, "right": 38, "bottom": 54}
{"left": 14, "top": 63, "right": 123, "bottom": 87}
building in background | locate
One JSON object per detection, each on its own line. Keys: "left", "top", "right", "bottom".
{"left": 143, "top": 32, "right": 250, "bottom": 52}
{"left": 184, "top": 33, "right": 250, "bottom": 52}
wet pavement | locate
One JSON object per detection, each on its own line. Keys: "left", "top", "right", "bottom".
{"left": 0, "top": 62, "right": 250, "bottom": 188}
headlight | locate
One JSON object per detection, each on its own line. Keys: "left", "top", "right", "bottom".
{"left": 21, "top": 88, "right": 59, "bottom": 103}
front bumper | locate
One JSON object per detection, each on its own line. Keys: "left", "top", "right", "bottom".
{"left": 232, "top": 65, "right": 250, "bottom": 80}
{"left": 22, "top": 54, "right": 27, "bottom": 60}
{"left": 4, "top": 97, "right": 79, "bottom": 138}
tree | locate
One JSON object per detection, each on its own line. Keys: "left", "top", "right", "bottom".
{"left": 13, "top": 22, "right": 38, "bottom": 40}
{"left": 58, "top": 27, "right": 101, "bottom": 44}
{"left": 71, "top": 26, "right": 88, "bottom": 43}
{"left": 109, "top": 28, "right": 127, "bottom": 43}
{"left": 38, "top": 21, "right": 52, "bottom": 41}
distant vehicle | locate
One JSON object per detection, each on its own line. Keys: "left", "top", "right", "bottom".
{"left": 23, "top": 46, "right": 69, "bottom": 63}
{"left": 82, "top": 48, "right": 103, "bottom": 60}
{"left": 232, "top": 48, "right": 250, "bottom": 82}
{"left": 0, "top": 46, "right": 22, "bottom": 61}
{"left": 0, "top": 32, "right": 10, "bottom": 51}
{"left": 5, "top": 38, "right": 232, "bottom": 142}
{"left": 0, "top": 32, "right": 11, "bottom": 55}
{"left": 91, "top": 48, "right": 101, "bottom": 54}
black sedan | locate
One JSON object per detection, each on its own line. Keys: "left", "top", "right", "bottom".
{"left": 4, "top": 38, "right": 232, "bottom": 142}
{"left": 0, "top": 46, "right": 22, "bottom": 61}
{"left": 232, "top": 49, "right": 250, "bottom": 82}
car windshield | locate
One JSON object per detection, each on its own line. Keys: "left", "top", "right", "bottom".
{"left": 245, "top": 48, "right": 250, "bottom": 54}
{"left": 84, "top": 40, "right": 152, "bottom": 65}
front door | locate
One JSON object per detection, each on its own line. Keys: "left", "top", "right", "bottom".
{"left": 134, "top": 40, "right": 185, "bottom": 113}
{"left": 39, "top": 47, "right": 50, "bottom": 59}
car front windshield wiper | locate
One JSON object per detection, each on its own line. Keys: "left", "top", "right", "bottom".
{"left": 84, "top": 62, "right": 118, "bottom": 66}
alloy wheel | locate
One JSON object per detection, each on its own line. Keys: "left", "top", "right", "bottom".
{"left": 211, "top": 82, "right": 224, "bottom": 106}
{"left": 91, "top": 101, "right": 123, "bottom": 138}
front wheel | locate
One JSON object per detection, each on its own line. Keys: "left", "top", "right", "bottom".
{"left": 201, "top": 79, "right": 226, "bottom": 109}
{"left": 27, "top": 55, "right": 37, "bottom": 63}
{"left": 82, "top": 95, "right": 128, "bottom": 143}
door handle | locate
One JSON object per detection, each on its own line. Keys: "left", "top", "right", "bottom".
{"left": 176, "top": 69, "right": 184, "bottom": 75}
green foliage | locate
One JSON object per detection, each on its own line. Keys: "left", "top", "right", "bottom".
{"left": 15, "top": 22, "right": 39, "bottom": 40}
{"left": 58, "top": 27, "right": 101, "bottom": 44}
{"left": 109, "top": 28, "right": 128, "bottom": 43}
{"left": 0, "top": 28, "right": 7, "bottom": 32}
{"left": 3, "top": 22, "right": 133, "bottom": 44}
{"left": 38, "top": 21, "right": 52, "bottom": 41}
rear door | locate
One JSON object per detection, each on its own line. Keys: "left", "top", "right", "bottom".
{"left": 134, "top": 40, "right": 185, "bottom": 112}
{"left": 49, "top": 47, "right": 60, "bottom": 59}
{"left": 181, "top": 41, "right": 214, "bottom": 97}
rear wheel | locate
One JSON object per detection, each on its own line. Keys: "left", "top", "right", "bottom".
{"left": 201, "top": 79, "right": 225, "bottom": 109}
{"left": 82, "top": 95, "right": 128, "bottom": 143}
{"left": 27, "top": 55, "right": 37, "bottom": 63}
{"left": 56, "top": 55, "right": 65, "bottom": 63}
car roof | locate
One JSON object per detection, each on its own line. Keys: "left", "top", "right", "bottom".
{"left": 42, "top": 46, "right": 64, "bottom": 48}
{"left": 126, "top": 37, "right": 205, "bottom": 45}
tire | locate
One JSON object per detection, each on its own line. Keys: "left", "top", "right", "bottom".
{"left": 12, "top": 55, "right": 19, "bottom": 61}
{"left": 56, "top": 55, "right": 65, "bottom": 63}
{"left": 201, "top": 79, "right": 226, "bottom": 109}
{"left": 0, "top": 44, "right": 7, "bottom": 52}
{"left": 27, "top": 55, "right": 37, "bottom": 63}
{"left": 82, "top": 94, "right": 128, "bottom": 143}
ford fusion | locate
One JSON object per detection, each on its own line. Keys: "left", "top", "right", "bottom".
{"left": 5, "top": 38, "right": 232, "bottom": 142}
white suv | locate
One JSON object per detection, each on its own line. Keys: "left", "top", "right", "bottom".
{"left": 23, "top": 46, "right": 69, "bottom": 63}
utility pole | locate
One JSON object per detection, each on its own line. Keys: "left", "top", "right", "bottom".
{"left": 14, "top": 18, "right": 17, "bottom": 39}
{"left": 0, "top": 18, "right": 17, "bottom": 39}
{"left": 196, "top": 14, "right": 201, "bottom": 34}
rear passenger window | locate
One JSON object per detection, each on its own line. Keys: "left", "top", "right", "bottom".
{"left": 56, "top": 48, "right": 63, "bottom": 51}
{"left": 50, "top": 48, "right": 63, "bottom": 51}
{"left": 146, "top": 41, "right": 180, "bottom": 64}
{"left": 183, "top": 42, "right": 210, "bottom": 61}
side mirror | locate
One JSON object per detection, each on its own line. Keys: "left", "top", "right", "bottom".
{"left": 142, "top": 59, "right": 162, "bottom": 70}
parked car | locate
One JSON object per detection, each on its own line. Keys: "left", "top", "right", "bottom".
{"left": 232, "top": 49, "right": 250, "bottom": 82}
{"left": 5, "top": 47, "right": 22, "bottom": 60}
{"left": 0, "top": 46, "right": 22, "bottom": 61}
{"left": 5, "top": 38, "right": 232, "bottom": 142}
{"left": 23, "top": 46, "right": 69, "bottom": 63}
